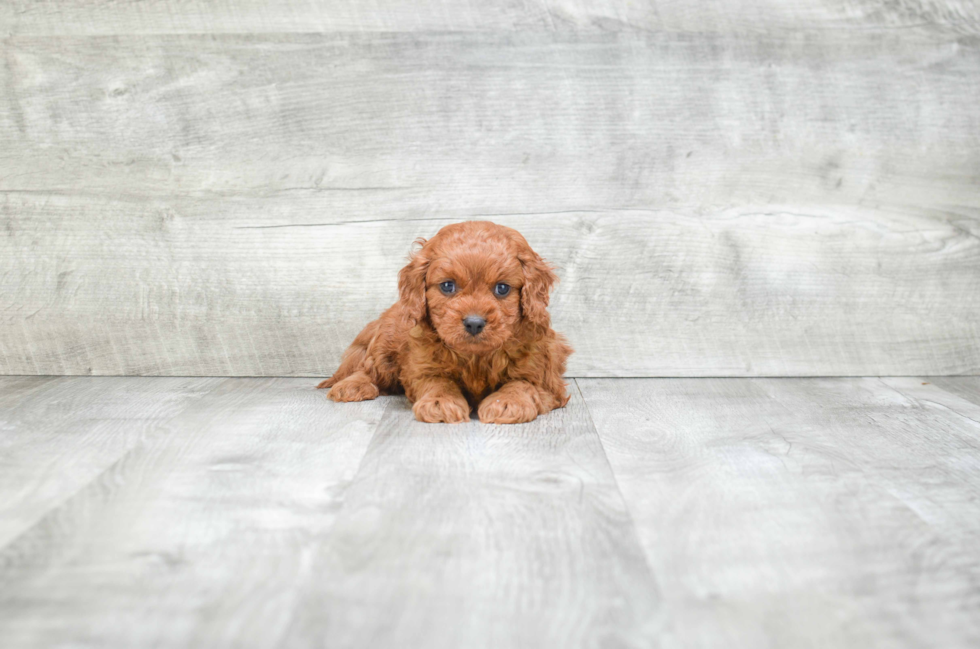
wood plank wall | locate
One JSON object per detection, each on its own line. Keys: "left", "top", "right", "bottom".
{"left": 2, "top": 2, "right": 979, "bottom": 376}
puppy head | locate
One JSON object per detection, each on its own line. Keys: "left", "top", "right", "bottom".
{"left": 398, "top": 221, "right": 557, "bottom": 354}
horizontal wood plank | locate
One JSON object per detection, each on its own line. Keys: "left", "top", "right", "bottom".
{"left": 2, "top": 196, "right": 978, "bottom": 376}
{"left": 578, "top": 377, "right": 980, "bottom": 648}
{"left": 2, "top": 32, "right": 978, "bottom": 206}
{"left": 2, "top": 0, "right": 978, "bottom": 35}
{"left": 2, "top": 31, "right": 979, "bottom": 376}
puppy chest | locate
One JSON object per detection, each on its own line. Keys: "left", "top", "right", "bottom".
{"left": 457, "top": 366, "right": 503, "bottom": 402}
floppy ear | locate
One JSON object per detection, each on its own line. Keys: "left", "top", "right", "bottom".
{"left": 398, "top": 238, "right": 429, "bottom": 324}
{"left": 519, "top": 249, "right": 558, "bottom": 328}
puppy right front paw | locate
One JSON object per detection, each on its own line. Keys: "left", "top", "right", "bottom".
{"left": 327, "top": 375, "right": 380, "bottom": 402}
{"left": 412, "top": 394, "right": 470, "bottom": 423}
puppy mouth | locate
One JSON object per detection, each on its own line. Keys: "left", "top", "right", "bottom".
{"left": 451, "top": 331, "right": 500, "bottom": 352}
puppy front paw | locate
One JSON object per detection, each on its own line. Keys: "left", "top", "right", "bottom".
{"left": 327, "top": 375, "right": 380, "bottom": 402}
{"left": 413, "top": 394, "right": 470, "bottom": 423}
{"left": 478, "top": 389, "right": 539, "bottom": 424}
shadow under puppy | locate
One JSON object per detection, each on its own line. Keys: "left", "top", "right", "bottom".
{"left": 318, "top": 221, "right": 572, "bottom": 424}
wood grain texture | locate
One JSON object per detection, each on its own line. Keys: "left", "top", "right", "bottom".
{"left": 0, "top": 379, "right": 660, "bottom": 649}
{"left": 928, "top": 376, "right": 980, "bottom": 406}
{"left": 3, "top": 32, "right": 978, "bottom": 202}
{"left": 3, "top": 376, "right": 980, "bottom": 647}
{"left": 0, "top": 378, "right": 387, "bottom": 649}
{"left": 280, "top": 385, "right": 661, "bottom": 649}
{"left": 578, "top": 377, "right": 980, "bottom": 648}
{"left": 2, "top": 0, "right": 979, "bottom": 35}
{"left": 0, "top": 376, "right": 221, "bottom": 547}
{"left": 2, "top": 197, "right": 978, "bottom": 376}
{"left": 2, "top": 30, "right": 979, "bottom": 376}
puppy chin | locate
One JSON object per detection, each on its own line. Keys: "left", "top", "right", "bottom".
{"left": 441, "top": 330, "right": 506, "bottom": 355}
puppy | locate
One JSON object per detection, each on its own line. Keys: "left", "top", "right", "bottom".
{"left": 317, "top": 221, "right": 572, "bottom": 424}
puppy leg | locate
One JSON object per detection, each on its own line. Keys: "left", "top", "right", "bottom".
{"left": 327, "top": 371, "right": 380, "bottom": 402}
{"left": 317, "top": 319, "right": 380, "bottom": 389}
{"left": 478, "top": 380, "right": 561, "bottom": 424}
{"left": 409, "top": 377, "right": 470, "bottom": 424}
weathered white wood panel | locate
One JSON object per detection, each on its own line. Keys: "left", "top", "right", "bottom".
{"left": 2, "top": 31, "right": 979, "bottom": 376}
{"left": 3, "top": 196, "right": 978, "bottom": 376}
{"left": 2, "top": 0, "right": 978, "bottom": 35}
{"left": 0, "top": 376, "right": 221, "bottom": 547}
{"left": 578, "top": 377, "right": 980, "bottom": 648}
{"left": 3, "top": 33, "right": 978, "bottom": 205}
{"left": 0, "top": 378, "right": 387, "bottom": 648}
{"left": 280, "top": 387, "right": 660, "bottom": 649}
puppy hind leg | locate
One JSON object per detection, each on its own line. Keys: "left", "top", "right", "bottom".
{"left": 316, "top": 346, "right": 367, "bottom": 389}
{"left": 316, "top": 319, "right": 380, "bottom": 389}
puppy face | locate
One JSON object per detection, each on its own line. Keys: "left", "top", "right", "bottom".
{"left": 398, "top": 221, "right": 557, "bottom": 354}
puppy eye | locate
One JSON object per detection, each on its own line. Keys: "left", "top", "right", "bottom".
{"left": 494, "top": 283, "right": 511, "bottom": 297}
{"left": 439, "top": 281, "right": 456, "bottom": 295}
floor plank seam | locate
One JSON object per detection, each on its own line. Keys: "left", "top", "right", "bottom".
{"left": 572, "top": 378, "right": 662, "bottom": 588}
{"left": 0, "top": 378, "right": 227, "bottom": 557}
{"left": 0, "top": 439, "right": 149, "bottom": 563}
{"left": 299, "top": 391, "right": 394, "bottom": 536}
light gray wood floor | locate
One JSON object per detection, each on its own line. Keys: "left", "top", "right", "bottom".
{"left": 1, "top": 376, "right": 979, "bottom": 648}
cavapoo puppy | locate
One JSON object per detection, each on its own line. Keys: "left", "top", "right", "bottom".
{"left": 317, "top": 221, "right": 572, "bottom": 424}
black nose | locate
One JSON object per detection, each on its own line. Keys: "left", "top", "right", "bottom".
{"left": 463, "top": 315, "right": 486, "bottom": 336}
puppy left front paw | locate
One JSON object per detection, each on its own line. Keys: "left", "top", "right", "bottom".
{"left": 478, "top": 390, "right": 539, "bottom": 424}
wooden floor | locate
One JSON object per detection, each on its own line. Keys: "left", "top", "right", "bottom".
{"left": 1, "top": 376, "right": 979, "bottom": 648}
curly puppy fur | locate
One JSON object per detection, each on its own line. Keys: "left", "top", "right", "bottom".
{"left": 317, "top": 221, "right": 573, "bottom": 424}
